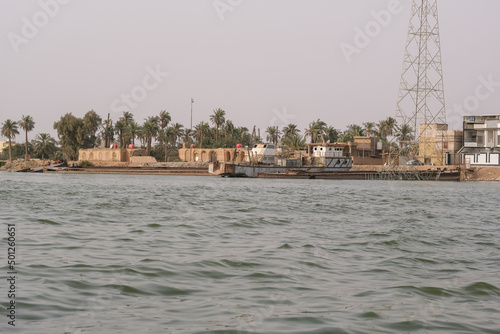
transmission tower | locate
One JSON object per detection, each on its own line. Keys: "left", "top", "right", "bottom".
{"left": 396, "top": 0, "right": 447, "bottom": 147}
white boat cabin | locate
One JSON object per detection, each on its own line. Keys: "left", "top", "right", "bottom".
{"left": 312, "top": 146, "right": 344, "bottom": 158}
{"left": 251, "top": 143, "right": 276, "bottom": 164}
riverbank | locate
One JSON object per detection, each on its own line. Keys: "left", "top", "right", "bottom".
{"left": 2, "top": 160, "right": 499, "bottom": 181}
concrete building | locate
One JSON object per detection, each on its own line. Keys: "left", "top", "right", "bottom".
{"left": 349, "top": 137, "right": 385, "bottom": 165}
{"left": 0, "top": 141, "right": 13, "bottom": 151}
{"left": 460, "top": 115, "right": 500, "bottom": 165}
{"left": 418, "top": 124, "right": 463, "bottom": 165}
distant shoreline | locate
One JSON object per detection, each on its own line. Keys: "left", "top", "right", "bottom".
{"left": 2, "top": 160, "right": 500, "bottom": 181}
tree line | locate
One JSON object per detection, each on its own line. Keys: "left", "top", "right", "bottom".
{"left": 1, "top": 109, "right": 414, "bottom": 162}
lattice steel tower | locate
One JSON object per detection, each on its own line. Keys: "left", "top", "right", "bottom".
{"left": 396, "top": 0, "right": 447, "bottom": 144}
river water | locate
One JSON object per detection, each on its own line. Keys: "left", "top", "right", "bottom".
{"left": 1, "top": 172, "right": 499, "bottom": 334}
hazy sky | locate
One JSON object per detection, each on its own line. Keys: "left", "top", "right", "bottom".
{"left": 1, "top": 0, "right": 500, "bottom": 142}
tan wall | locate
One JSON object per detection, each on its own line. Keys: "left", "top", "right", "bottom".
{"left": 79, "top": 148, "right": 150, "bottom": 163}
{"left": 178, "top": 148, "right": 248, "bottom": 163}
{"left": 419, "top": 125, "right": 463, "bottom": 165}
{"left": 130, "top": 156, "right": 157, "bottom": 164}
{"left": 352, "top": 156, "right": 385, "bottom": 165}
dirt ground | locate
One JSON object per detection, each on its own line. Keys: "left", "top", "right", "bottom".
{"left": 0, "top": 159, "right": 51, "bottom": 171}
{"left": 465, "top": 166, "right": 500, "bottom": 181}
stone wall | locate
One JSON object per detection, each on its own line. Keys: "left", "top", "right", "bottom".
{"left": 178, "top": 148, "right": 249, "bottom": 163}
{"left": 79, "top": 148, "right": 151, "bottom": 163}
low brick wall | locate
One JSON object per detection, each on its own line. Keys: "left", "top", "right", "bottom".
{"left": 130, "top": 156, "right": 157, "bottom": 164}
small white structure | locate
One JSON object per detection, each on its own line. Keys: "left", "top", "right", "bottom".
{"left": 251, "top": 143, "right": 276, "bottom": 164}
{"left": 313, "top": 146, "right": 344, "bottom": 158}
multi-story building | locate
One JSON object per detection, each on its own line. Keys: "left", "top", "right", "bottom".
{"left": 418, "top": 124, "right": 463, "bottom": 165}
{"left": 461, "top": 115, "right": 500, "bottom": 165}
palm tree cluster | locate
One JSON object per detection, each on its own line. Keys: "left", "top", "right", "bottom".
{"left": 1, "top": 116, "right": 59, "bottom": 162}
{"left": 2, "top": 110, "right": 416, "bottom": 162}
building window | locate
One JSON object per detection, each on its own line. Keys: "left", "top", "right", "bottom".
{"left": 444, "top": 142, "right": 448, "bottom": 149}
{"left": 469, "top": 116, "right": 475, "bottom": 122}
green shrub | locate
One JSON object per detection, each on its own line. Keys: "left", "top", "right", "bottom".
{"left": 78, "top": 160, "right": 94, "bottom": 167}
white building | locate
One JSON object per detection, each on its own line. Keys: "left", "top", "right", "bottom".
{"left": 461, "top": 115, "right": 500, "bottom": 165}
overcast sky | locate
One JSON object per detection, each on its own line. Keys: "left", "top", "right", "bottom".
{"left": 1, "top": 0, "right": 500, "bottom": 142}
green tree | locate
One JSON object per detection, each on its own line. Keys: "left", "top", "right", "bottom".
{"left": 305, "top": 119, "right": 327, "bottom": 144}
{"left": 82, "top": 110, "right": 102, "bottom": 148}
{"left": 282, "top": 124, "right": 300, "bottom": 142}
{"left": 115, "top": 120, "right": 126, "bottom": 148}
{"left": 19, "top": 115, "right": 35, "bottom": 160}
{"left": 195, "top": 121, "right": 210, "bottom": 148}
{"left": 339, "top": 124, "right": 364, "bottom": 143}
{"left": 121, "top": 111, "right": 134, "bottom": 126}
{"left": 32, "top": 133, "right": 57, "bottom": 160}
{"left": 363, "top": 122, "right": 376, "bottom": 137}
{"left": 53, "top": 113, "right": 85, "bottom": 160}
{"left": 266, "top": 126, "right": 280, "bottom": 145}
{"left": 158, "top": 110, "right": 171, "bottom": 161}
{"left": 183, "top": 129, "right": 194, "bottom": 146}
{"left": 210, "top": 108, "right": 226, "bottom": 143}
{"left": 142, "top": 119, "right": 159, "bottom": 154}
{"left": 286, "top": 134, "right": 306, "bottom": 151}
{"left": 376, "top": 117, "right": 397, "bottom": 140}
{"left": 171, "top": 123, "right": 184, "bottom": 149}
{"left": 1, "top": 119, "right": 20, "bottom": 162}
{"left": 128, "top": 121, "right": 140, "bottom": 147}
{"left": 324, "top": 126, "right": 340, "bottom": 143}
{"left": 102, "top": 118, "right": 114, "bottom": 148}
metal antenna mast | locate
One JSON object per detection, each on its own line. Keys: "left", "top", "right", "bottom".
{"left": 396, "top": 0, "right": 446, "bottom": 144}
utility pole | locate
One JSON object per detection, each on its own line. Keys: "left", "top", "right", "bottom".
{"left": 395, "top": 0, "right": 447, "bottom": 163}
{"left": 191, "top": 98, "right": 194, "bottom": 130}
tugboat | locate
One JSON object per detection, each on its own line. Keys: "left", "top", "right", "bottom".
{"left": 214, "top": 143, "right": 353, "bottom": 178}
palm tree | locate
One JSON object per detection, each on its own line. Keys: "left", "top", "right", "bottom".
{"left": 171, "top": 123, "right": 184, "bottom": 148}
{"left": 324, "top": 126, "right": 340, "bottom": 143}
{"left": 183, "top": 129, "right": 194, "bottom": 146}
{"left": 266, "top": 126, "right": 280, "bottom": 145}
{"left": 195, "top": 121, "right": 210, "bottom": 148}
{"left": 224, "top": 120, "right": 235, "bottom": 141}
{"left": 210, "top": 108, "right": 226, "bottom": 143}
{"left": 158, "top": 111, "right": 171, "bottom": 161}
{"left": 115, "top": 120, "right": 126, "bottom": 148}
{"left": 339, "top": 124, "right": 364, "bottom": 143}
{"left": 346, "top": 124, "right": 364, "bottom": 137}
{"left": 128, "top": 121, "right": 140, "bottom": 146}
{"left": 102, "top": 118, "right": 113, "bottom": 148}
{"left": 19, "top": 115, "right": 35, "bottom": 160}
{"left": 305, "top": 119, "right": 327, "bottom": 144}
{"left": 287, "top": 134, "right": 306, "bottom": 151}
{"left": 363, "top": 122, "right": 376, "bottom": 137}
{"left": 377, "top": 117, "right": 397, "bottom": 140}
{"left": 159, "top": 110, "right": 171, "bottom": 130}
{"left": 142, "top": 119, "right": 159, "bottom": 154}
{"left": 1, "top": 119, "right": 20, "bottom": 162}
{"left": 282, "top": 124, "right": 300, "bottom": 141}
{"left": 32, "top": 133, "right": 56, "bottom": 160}
{"left": 121, "top": 111, "right": 134, "bottom": 126}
